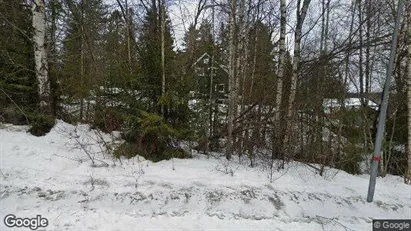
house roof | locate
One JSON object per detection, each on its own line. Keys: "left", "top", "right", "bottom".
{"left": 191, "top": 52, "right": 229, "bottom": 74}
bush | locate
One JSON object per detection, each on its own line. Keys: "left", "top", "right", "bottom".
{"left": 115, "top": 111, "right": 191, "bottom": 162}
{"left": 28, "top": 114, "right": 56, "bottom": 136}
{"left": 114, "top": 142, "right": 190, "bottom": 162}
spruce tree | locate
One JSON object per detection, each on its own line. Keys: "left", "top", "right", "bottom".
{"left": 0, "top": 0, "right": 36, "bottom": 124}
{"left": 61, "top": 0, "right": 107, "bottom": 121}
{"left": 138, "top": 4, "right": 174, "bottom": 114}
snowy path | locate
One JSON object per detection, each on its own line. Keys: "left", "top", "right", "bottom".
{"left": 1, "top": 121, "right": 410, "bottom": 230}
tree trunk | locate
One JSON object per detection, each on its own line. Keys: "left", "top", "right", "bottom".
{"left": 324, "top": 0, "right": 330, "bottom": 53}
{"left": 207, "top": 3, "right": 217, "bottom": 152}
{"left": 365, "top": 0, "right": 371, "bottom": 100}
{"left": 274, "top": 0, "right": 286, "bottom": 134}
{"left": 226, "top": 0, "right": 237, "bottom": 160}
{"left": 160, "top": 0, "right": 166, "bottom": 116}
{"left": 273, "top": 0, "right": 287, "bottom": 165}
{"left": 49, "top": 0, "right": 58, "bottom": 116}
{"left": 283, "top": 0, "right": 311, "bottom": 155}
{"left": 406, "top": 7, "right": 411, "bottom": 184}
{"left": 126, "top": 0, "right": 132, "bottom": 74}
{"left": 237, "top": 0, "right": 247, "bottom": 158}
{"left": 80, "top": 0, "right": 85, "bottom": 121}
{"left": 358, "top": 0, "right": 365, "bottom": 107}
{"left": 32, "top": 0, "right": 50, "bottom": 114}
{"left": 115, "top": 0, "right": 134, "bottom": 74}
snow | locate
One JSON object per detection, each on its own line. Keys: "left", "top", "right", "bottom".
{"left": 323, "top": 98, "right": 379, "bottom": 112}
{"left": 1, "top": 120, "right": 410, "bottom": 230}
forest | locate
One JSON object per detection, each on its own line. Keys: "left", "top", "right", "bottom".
{"left": 1, "top": 0, "right": 411, "bottom": 182}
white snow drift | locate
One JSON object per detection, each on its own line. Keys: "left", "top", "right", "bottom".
{"left": 0, "top": 120, "right": 410, "bottom": 230}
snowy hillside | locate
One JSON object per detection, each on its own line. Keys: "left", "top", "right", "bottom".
{"left": 0, "top": 121, "right": 410, "bottom": 231}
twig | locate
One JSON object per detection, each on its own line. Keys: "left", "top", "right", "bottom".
{"left": 214, "top": 162, "right": 239, "bottom": 176}
{"left": 71, "top": 126, "right": 95, "bottom": 164}
{"left": 270, "top": 163, "right": 290, "bottom": 183}
{"left": 89, "top": 171, "right": 95, "bottom": 192}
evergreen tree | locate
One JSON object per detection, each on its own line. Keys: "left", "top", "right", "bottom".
{"left": 103, "top": 10, "right": 129, "bottom": 88}
{"left": 61, "top": 0, "right": 107, "bottom": 121}
{"left": 112, "top": 2, "right": 191, "bottom": 162}
{"left": 245, "top": 21, "right": 276, "bottom": 105}
{"left": 0, "top": 0, "right": 36, "bottom": 124}
{"left": 138, "top": 4, "right": 175, "bottom": 114}
{"left": 47, "top": 0, "right": 64, "bottom": 116}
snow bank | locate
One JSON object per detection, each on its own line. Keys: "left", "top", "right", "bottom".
{"left": 0, "top": 120, "right": 410, "bottom": 230}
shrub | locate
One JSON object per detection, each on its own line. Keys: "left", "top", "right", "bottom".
{"left": 28, "top": 114, "right": 56, "bottom": 136}
{"left": 115, "top": 111, "right": 191, "bottom": 162}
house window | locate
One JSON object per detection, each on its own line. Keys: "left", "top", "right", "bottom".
{"left": 203, "top": 57, "right": 209, "bottom": 64}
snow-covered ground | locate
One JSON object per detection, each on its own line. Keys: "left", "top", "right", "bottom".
{"left": 0, "top": 121, "right": 410, "bottom": 231}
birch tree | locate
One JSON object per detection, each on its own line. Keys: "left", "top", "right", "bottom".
{"left": 32, "top": 0, "right": 50, "bottom": 114}
{"left": 283, "top": 0, "right": 311, "bottom": 154}
{"left": 273, "top": 0, "right": 287, "bottom": 159}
